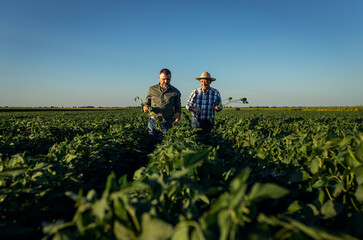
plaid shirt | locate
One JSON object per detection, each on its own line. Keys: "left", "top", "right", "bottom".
{"left": 186, "top": 87, "right": 222, "bottom": 121}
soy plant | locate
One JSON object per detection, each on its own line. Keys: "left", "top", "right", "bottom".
{"left": 216, "top": 97, "right": 248, "bottom": 108}
{"left": 134, "top": 96, "right": 166, "bottom": 130}
{"left": 306, "top": 131, "right": 363, "bottom": 213}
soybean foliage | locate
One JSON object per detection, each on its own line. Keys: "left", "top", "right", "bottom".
{"left": 0, "top": 109, "right": 363, "bottom": 240}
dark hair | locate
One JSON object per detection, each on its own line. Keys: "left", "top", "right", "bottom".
{"left": 160, "top": 68, "right": 171, "bottom": 75}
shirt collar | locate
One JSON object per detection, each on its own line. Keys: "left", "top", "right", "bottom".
{"left": 159, "top": 83, "right": 171, "bottom": 92}
{"left": 199, "top": 87, "right": 211, "bottom": 93}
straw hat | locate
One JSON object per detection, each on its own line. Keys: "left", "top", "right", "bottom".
{"left": 195, "top": 72, "right": 216, "bottom": 81}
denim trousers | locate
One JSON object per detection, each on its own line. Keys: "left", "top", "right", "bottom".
{"left": 148, "top": 118, "right": 173, "bottom": 142}
{"left": 191, "top": 117, "right": 214, "bottom": 134}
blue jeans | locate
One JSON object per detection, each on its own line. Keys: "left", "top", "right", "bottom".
{"left": 148, "top": 118, "right": 173, "bottom": 142}
{"left": 191, "top": 117, "right": 214, "bottom": 134}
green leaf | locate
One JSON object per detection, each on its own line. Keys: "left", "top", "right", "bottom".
{"left": 354, "top": 165, "right": 363, "bottom": 185}
{"left": 310, "top": 158, "right": 320, "bottom": 175}
{"left": 304, "top": 204, "right": 320, "bottom": 217}
{"left": 290, "top": 170, "right": 311, "bottom": 182}
{"left": 218, "top": 210, "right": 231, "bottom": 240}
{"left": 114, "top": 221, "right": 136, "bottom": 240}
{"left": 287, "top": 200, "right": 302, "bottom": 214}
{"left": 230, "top": 168, "right": 250, "bottom": 193}
{"left": 31, "top": 171, "right": 43, "bottom": 181}
{"left": 323, "top": 138, "right": 341, "bottom": 149}
{"left": 86, "top": 189, "right": 97, "bottom": 202}
{"left": 113, "top": 197, "right": 128, "bottom": 222}
{"left": 355, "top": 142, "right": 363, "bottom": 163}
{"left": 93, "top": 197, "right": 108, "bottom": 221}
{"left": 182, "top": 148, "right": 209, "bottom": 167}
{"left": 170, "top": 168, "right": 190, "bottom": 179}
{"left": 64, "top": 154, "right": 77, "bottom": 163}
{"left": 104, "top": 172, "right": 117, "bottom": 196}
{"left": 172, "top": 225, "right": 189, "bottom": 240}
{"left": 223, "top": 167, "right": 236, "bottom": 181}
{"left": 256, "top": 151, "right": 265, "bottom": 160}
{"left": 318, "top": 189, "right": 325, "bottom": 206}
{"left": 355, "top": 185, "right": 363, "bottom": 203}
{"left": 42, "top": 220, "right": 67, "bottom": 235}
{"left": 133, "top": 166, "right": 146, "bottom": 180}
{"left": 139, "top": 214, "right": 173, "bottom": 240}
{"left": 339, "top": 135, "right": 354, "bottom": 147}
{"left": 118, "top": 174, "right": 128, "bottom": 188}
{"left": 321, "top": 201, "right": 337, "bottom": 219}
{"left": 199, "top": 195, "right": 210, "bottom": 204}
{"left": 248, "top": 183, "right": 289, "bottom": 200}
{"left": 0, "top": 168, "right": 26, "bottom": 178}
{"left": 53, "top": 230, "right": 74, "bottom": 240}
{"left": 312, "top": 177, "right": 328, "bottom": 189}
{"left": 333, "top": 182, "right": 344, "bottom": 197}
{"left": 229, "top": 169, "right": 250, "bottom": 207}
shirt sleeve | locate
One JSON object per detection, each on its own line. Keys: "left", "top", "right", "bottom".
{"left": 145, "top": 87, "right": 152, "bottom": 106}
{"left": 216, "top": 90, "right": 223, "bottom": 111}
{"left": 186, "top": 89, "right": 196, "bottom": 111}
{"left": 174, "top": 91, "right": 182, "bottom": 114}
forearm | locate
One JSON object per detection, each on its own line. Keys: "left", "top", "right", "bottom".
{"left": 174, "top": 112, "right": 181, "bottom": 121}
{"left": 145, "top": 89, "right": 152, "bottom": 107}
{"left": 188, "top": 107, "right": 196, "bottom": 112}
{"left": 188, "top": 107, "right": 202, "bottom": 114}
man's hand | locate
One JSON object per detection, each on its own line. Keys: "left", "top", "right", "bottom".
{"left": 190, "top": 107, "right": 202, "bottom": 114}
{"left": 172, "top": 119, "right": 180, "bottom": 126}
{"left": 173, "top": 113, "right": 181, "bottom": 126}
{"left": 143, "top": 105, "right": 150, "bottom": 112}
{"left": 215, "top": 106, "right": 221, "bottom": 111}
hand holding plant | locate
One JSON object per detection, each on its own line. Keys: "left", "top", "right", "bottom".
{"left": 134, "top": 96, "right": 165, "bottom": 129}
{"left": 134, "top": 96, "right": 154, "bottom": 117}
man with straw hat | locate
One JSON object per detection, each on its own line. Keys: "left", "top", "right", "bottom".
{"left": 186, "top": 71, "right": 222, "bottom": 134}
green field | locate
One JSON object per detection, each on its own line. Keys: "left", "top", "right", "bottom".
{"left": 1, "top": 109, "right": 363, "bottom": 239}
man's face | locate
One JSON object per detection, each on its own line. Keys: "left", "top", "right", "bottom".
{"left": 159, "top": 73, "right": 171, "bottom": 88}
{"left": 199, "top": 79, "right": 211, "bottom": 91}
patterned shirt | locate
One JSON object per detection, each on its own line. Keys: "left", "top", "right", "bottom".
{"left": 186, "top": 87, "right": 222, "bottom": 121}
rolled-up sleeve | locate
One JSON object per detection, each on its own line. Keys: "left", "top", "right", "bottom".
{"left": 145, "top": 88, "right": 152, "bottom": 106}
{"left": 186, "top": 90, "right": 196, "bottom": 111}
{"left": 216, "top": 91, "right": 223, "bottom": 111}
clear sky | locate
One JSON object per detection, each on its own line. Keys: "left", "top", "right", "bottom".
{"left": 1, "top": 0, "right": 362, "bottom": 107}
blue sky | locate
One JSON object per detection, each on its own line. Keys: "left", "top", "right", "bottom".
{"left": 1, "top": 0, "right": 362, "bottom": 107}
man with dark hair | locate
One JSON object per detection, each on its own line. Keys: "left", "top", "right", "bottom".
{"left": 186, "top": 71, "right": 222, "bottom": 134}
{"left": 159, "top": 68, "right": 171, "bottom": 76}
{"left": 144, "top": 68, "right": 181, "bottom": 142}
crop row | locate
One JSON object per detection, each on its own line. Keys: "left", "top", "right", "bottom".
{"left": 0, "top": 109, "right": 362, "bottom": 239}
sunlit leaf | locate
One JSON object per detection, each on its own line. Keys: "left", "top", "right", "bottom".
{"left": 172, "top": 225, "right": 189, "bottom": 240}
{"left": 355, "top": 185, "right": 363, "bottom": 203}
{"left": 355, "top": 143, "right": 363, "bottom": 163}
{"left": 139, "top": 214, "right": 173, "bottom": 240}
{"left": 0, "top": 168, "right": 26, "bottom": 178}
{"left": 287, "top": 200, "right": 302, "bottom": 214}
{"left": 114, "top": 221, "right": 136, "bottom": 240}
{"left": 355, "top": 165, "right": 363, "bottom": 185}
{"left": 310, "top": 158, "right": 320, "bottom": 174}
{"left": 321, "top": 201, "right": 337, "bottom": 219}
{"left": 248, "top": 183, "right": 289, "bottom": 200}
{"left": 323, "top": 138, "right": 341, "bottom": 149}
